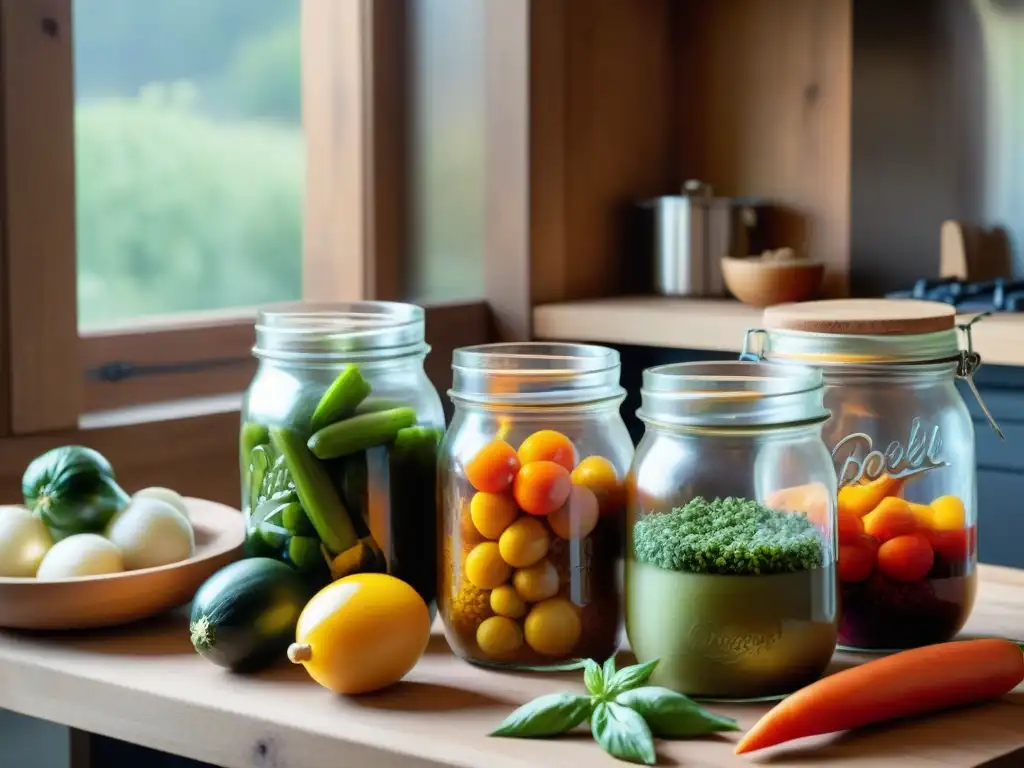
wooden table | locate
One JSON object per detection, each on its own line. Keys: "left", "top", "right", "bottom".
{"left": 0, "top": 565, "right": 1022, "bottom": 768}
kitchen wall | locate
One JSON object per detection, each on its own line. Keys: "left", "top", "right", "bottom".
{"left": 851, "top": 0, "right": 1024, "bottom": 295}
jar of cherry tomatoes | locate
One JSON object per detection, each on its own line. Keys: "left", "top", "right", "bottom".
{"left": 742, "top": 299, "right": 1001, "bottom": 651}
{"left": 439, "top": 343, "right": 633, "bottom": 669}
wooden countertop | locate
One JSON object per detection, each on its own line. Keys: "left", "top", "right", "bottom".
{"left": 533, "top": 297, "right": 1024, "bottom": 367}
{"left": 0, "top": 565, "right": 1022, "bottom": 768}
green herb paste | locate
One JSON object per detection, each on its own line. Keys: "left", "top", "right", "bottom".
{"left": 631, "top": 496, "right": 824, "bottom": 575}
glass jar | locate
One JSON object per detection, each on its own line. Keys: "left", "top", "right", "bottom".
{"left": 743, "top": 298, "right": 996, "bottom": 651}
{"left": 439, "top": 343, "right": 633, "bottom": 670}
{"left": 626, "top": 361, "right": 838, "bottom": 701}
{"left": 239, "top": 302, "right": 445, "bottom": 611}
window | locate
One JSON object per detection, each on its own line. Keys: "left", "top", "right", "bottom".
{"left": 73, "top": 0, "right": 304, "bottom": 329}
{"left": 0, "top": 0, "right": 496, "bottom": 445}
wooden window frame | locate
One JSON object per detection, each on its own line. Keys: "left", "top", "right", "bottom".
{"left": 0, "top": 0, "right": 526, "bottom": 507}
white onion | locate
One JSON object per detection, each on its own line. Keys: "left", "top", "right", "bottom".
{"left": 133, "top": 486, "right": 190, "bottom": 521}
{"left": 37, "top": 534, "right": 123, "bottom": 579}
{"left": 106, "top": 497, "right": 194, "bottom": 570}
{"left": 0, "top": 505, "right": 53, "bottom": 577}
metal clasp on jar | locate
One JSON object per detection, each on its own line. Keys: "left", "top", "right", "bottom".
{"left": 740, "top": 328, "right": 768, "bottom": 362}
{"left": 956, "top": 312, "right": 1004, "bottom": 440}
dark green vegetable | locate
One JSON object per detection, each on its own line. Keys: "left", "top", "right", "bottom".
{"left": 269, "top": 427, "right": 359, "bottom": 555}
{"left": 631, "top": 496, "right": 825, "bottom": 575}
{"left": 492, "top": 657, "right": 736, "bottom": 765}
{"left": 309, "top": 364, "right": 372, "bottom": 433}
{"left": 285, "top": 536, "right": 323, "bottom": 572}
{"left": 240, "top": 422, "right": 270, "bottom": 488}
{"left": 307, "top": 407, "right": 417, "bottom": 460}
{"left": 339, "top": 455, "right": 368, "bottom": 520}
{"left": 189, "top": 558, "right": 312, "bottom": 672}
{"left": 247, "top": 445, "right": 272, "bottom": 514}
{"left": 22, "top": 446, "right": 130, "bottom": 537}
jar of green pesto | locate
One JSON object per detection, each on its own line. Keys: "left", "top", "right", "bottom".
{"left": 625, "top": 361, "right": 838, "bottom": 702}
{"left": 239, "top": 302, "right": 444, "bottom": 611}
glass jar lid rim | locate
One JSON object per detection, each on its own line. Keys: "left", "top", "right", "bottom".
{"left": 638, "top": 361, "right": 829, "bottom": 429}
{"left": 450, "top": 342, "right": 624, "bottom": 406}
{"left": 253, "top": 300, "right": 427, "bottom": 362}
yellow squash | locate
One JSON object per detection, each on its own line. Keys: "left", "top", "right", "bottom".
{"left": 288, "top": 573, "right": 430, "bottom": 695}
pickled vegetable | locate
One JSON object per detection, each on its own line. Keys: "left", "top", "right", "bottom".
{"left": 307, "top": 407, "right": 417, "bottom": 460}
{"left": 269, "top": 427, "right": 359, "bottom": 556}
{"left": 309, "top": 364, "right": 372, "bottom": 433}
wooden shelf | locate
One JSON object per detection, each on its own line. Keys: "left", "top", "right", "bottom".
{"left": 534, "top": 297, "right": 1024, "bottom": 368}
{"left": 0, "top": 566, "right": 1022, "bottom": 767}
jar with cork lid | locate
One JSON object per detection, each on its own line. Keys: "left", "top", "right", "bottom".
{"left": 438, "top": 343, "right": 633, "bottom": 669}
{"left": 741, "top": 298, "right": 1000, "bottom": 651}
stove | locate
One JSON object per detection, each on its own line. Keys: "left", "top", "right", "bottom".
{"left": 885, "top": 278, "right": 1024, "bottom": 312}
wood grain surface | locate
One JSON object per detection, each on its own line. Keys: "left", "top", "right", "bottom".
{"left": 0, "top": 565, "right": 1021, "bottom": 768}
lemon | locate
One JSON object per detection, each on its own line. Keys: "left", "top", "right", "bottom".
{"left": 490, "top": 584, "right": 527, "bottom": 619}
{"left": 498, "top": 516, "right": 550, "bottom": 568}
{"left": 465, "top": 542, "right": 511, "bottom": 589}
{"left": 288, "top": 573, "right": 430, "bottom": 695}
{"left": 476, "top": 616, "right": 524, "bottom": 658}
{"left": 524, "top": 597, "right": 581, "bottom": 657}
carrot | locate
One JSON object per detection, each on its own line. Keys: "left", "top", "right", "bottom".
{"left": 735, "top": 639, "right": 1024, "bottom": 755}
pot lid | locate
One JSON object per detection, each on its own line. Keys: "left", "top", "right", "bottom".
{"left": 763, "top": 299, "right": 956, "bottom": 336}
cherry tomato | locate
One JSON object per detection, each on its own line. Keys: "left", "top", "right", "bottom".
{"left": 513, "top": 460, "right": 572, "bottom": 517}
{"left": 838, "top": 542, "right": 875, "bottom": 583}
{"left": 862, "top": 497, "right": 918, "bottom": 542}
{"left": 837, "top": 508, "right": 865, "bottom": 545}
{"left": 927, "top": 527, "right": 971, "bottom": 562}
{"left": 517, "top": 430, "right": 576, "bottom": 471}
{"left": 570, "top": 455, "right": 623, "bottom": 515}
{"left": 877, "top": 533, "right": 935, "bottom": 582}
{"left": 547, "top": 484, "right": 599, "bottom": 541}
{"left": 465, "top": 440, "right": 520, "bottom": 493}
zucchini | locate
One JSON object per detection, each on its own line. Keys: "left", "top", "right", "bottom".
{"left": 190, "top": 558, "right": 311, "bottom": 672}
{"left": 307, "top": 407, "right": 417, "bottom": 460}
{"left": 309, "top": 365, "right": 372, "bottom": 433}
{"left": 22, "top": 446, "right": 130, "bottom": 537}
{"left": 269, "top": 427, "right": 360, "bottom": 555}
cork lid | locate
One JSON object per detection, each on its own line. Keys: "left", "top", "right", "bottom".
{"left": 763, "top": 299, "right": 957, "bottom": 336}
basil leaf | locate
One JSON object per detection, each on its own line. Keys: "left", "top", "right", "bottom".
{"left": 591, "top": 702, "right": 657, "bottom": 765}
{"left": 615, "top": 686, "right": 740, "bottom": 737}
{"left": 605, "top": 659, "right": 659, "bottom": 697}
{"left": 491, "top": 693, "right": 592, "bottom": 738}
{"left": 603, "top": 655, "right": 617, "bottom": 681}
{"left": 583, "top": 658, "right": 605, "bottom": 697}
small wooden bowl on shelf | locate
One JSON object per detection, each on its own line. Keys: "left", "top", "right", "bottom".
{"left": 721, "top": 249, "right": 825, "bottom": 308}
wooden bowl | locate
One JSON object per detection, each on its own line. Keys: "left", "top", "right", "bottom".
{"left": 0, "top": 498, "right": 243, "bottom": 630}
{"left": 721, "top": 256, "right": 825, "bottom": 307}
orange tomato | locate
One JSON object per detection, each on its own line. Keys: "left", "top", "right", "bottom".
{"left": 837, "top": 508, "right": 865, "bottom": 545}
{"left": 517, "top": 430, "right": 576, "bottom": 471}
{"left": 877, "top": 533, "right": 934, "bottom": 582}
{"left": 570, "top": 455, "right": 623, "bottom": 515}
{"left": 838, "top": 542, "right": 875, "bottom": 583}
{"left": 465, "top": 440, "right": 520, "bottom": 493}
{"left": 546, "top": 484, "right": 599, "bottom": 541}
{"left": 862, "top": 497, "right": 918, "bottom": 542}
{"left": 514, "top": 460, "right": 572, "bottom": 517}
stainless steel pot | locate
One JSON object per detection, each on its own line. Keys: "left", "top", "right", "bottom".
{"left": 640, "top": 180, "right": 765, "bottom": 297}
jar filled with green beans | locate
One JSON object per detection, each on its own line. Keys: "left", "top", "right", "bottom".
{"left": 239, "top": 302, "right": 444, "bottom": 612}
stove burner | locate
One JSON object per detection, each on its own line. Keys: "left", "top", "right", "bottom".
{"left": 885, "top": 278, "right": 1024, "bottom": 312}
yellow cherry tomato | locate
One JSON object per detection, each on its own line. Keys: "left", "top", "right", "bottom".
{"left": 930, "top": 495, "right": 967, "bottom": 530}
{"left": 288, "top": 573, "right": 430, "bottom": 695}
{"left": 470, "top": 492, "right": 519, "bottom": 540}
{"left": 490, "top": 584, "right": 527, "bottom": 619}
{"left": 498, "top": 516, "right": 550, "bottom": 568}
{"left": 524, "top": 597, "right": 581, "bottom": 657}
{"left": 570, "top": 455, "right": 623, "bottom": 515}
{"left": 465, "top": 542, "right": 511, "bottom": 589}
{"left": 513, "top": 559, "right": 559, "bottom": 603}
{"left": 476, "top": 615, "right": 524, "bottom": 658}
